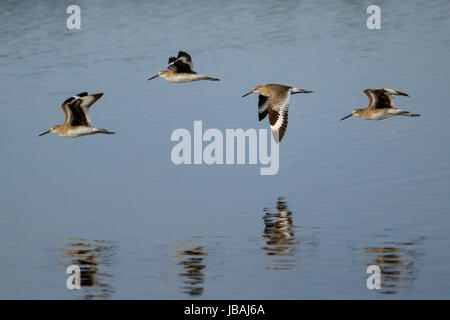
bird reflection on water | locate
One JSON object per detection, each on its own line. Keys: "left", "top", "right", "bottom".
{"left": 61, "top": 238, "right": 115, "bottom": 299}
{"left": 363, "top": 236, "right": 425, "bottom": 295}
{"left": 171, "top": 237, "right": 207, "bottom": 296}
{"left": 262, "top": 197, "right": 298, "bottom": 270}
{"left": 261, "top": 197, "right": 320, "bottom": 271}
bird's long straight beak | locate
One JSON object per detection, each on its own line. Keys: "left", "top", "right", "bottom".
{"left": 38, "top": 130, "right": 50, "bottom": 136}
{"left": 340, "top": 113, "right": 353, "bottom": 121}
{"left": 242, "top": 91, "right": 253, "bottom": 98}
{"left": 147, "top": 74, "right": 159, "bottom": 81}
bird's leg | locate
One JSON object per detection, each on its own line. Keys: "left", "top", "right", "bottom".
{"left": 398, "top": 110, "right": 420, "bottom": 117}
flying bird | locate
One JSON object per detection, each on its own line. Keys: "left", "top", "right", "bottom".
{"left": 242, "top": 84, "right": 313, "bottom": 143}
{"left": 340, "top": 88, "right": 420, "bottom": 121}
{"left": 39, "top": 92, "right": 115, "bottom": 138}
{"left": 147, "top": 51, "right": 220, "bottom": 83}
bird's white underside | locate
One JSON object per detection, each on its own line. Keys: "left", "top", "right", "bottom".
{"left": 167, "top": 73, "right": 207, "bottom": 82}
{"left": 367, "top": 108, "right": 405, "bottom": 120}
{"left": 58, "top": 126, "right": 98, "bottom": 138}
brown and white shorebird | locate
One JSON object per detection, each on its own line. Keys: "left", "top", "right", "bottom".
{"left": 340, "top": 88, "right": 420, "bottom": 121}
{"left": 242, "top": 84, "right": 313, "bottom": 143}
{"left": 147, "top": 51, "right": 220, "bottom": 83}
{"left": 38, "top": 92, "right": 115, "bottom": 138}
